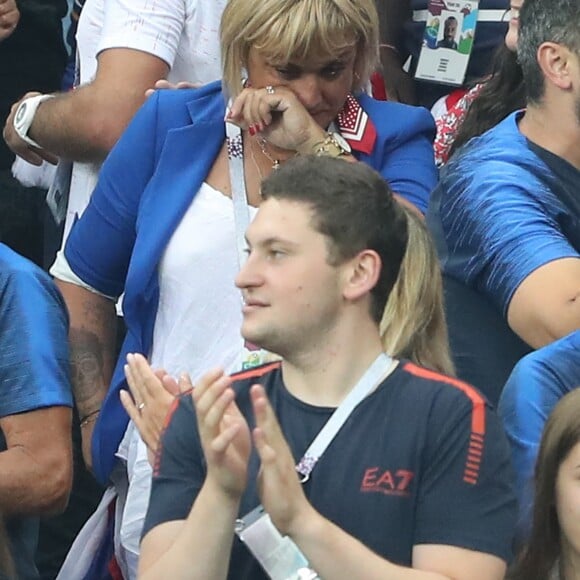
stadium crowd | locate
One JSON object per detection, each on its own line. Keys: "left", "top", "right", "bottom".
{"left": 0, "top": 0, "right": 579, "bottom": 578}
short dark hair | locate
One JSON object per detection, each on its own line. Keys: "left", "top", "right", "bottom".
{"left": 518, "top": 0, "right": 580, "bottom": 103}
{"left": 260, "top": 156, "right": 408, "bottom": 323}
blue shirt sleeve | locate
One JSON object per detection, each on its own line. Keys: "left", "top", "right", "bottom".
{"left": 498, "top": 330, "right": 580, "bottom": 537}
{"left": 435, "top": 155, "right": 579, "bottom": 315}
{"left": 0, "top": 246, "right": 73, "bottom": 416}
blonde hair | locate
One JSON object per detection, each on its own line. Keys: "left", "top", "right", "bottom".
{"left": 380, "top": 209, "right": 455, "bottom": 376}
{"left": 220, "top": 0, "right": 379, "bottom": 96}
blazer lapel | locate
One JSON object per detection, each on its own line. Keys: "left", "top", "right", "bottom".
{"left": 124, "top": 91, "right": 226, "bottom": 348}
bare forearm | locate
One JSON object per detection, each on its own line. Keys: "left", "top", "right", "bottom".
{"left": 25, "top": 48, "right": 169, "bottom": 163}
{"left": 291, "top": 509, "right": 449, "bottom": 580}
{"left": 69, "top": 323, "right": 115, "bottom": 418}
{"left": 518, "top": 315, "right": 580, "bottom": 350}
{"left": 0, "top": 448, "right": 70, "bottom": 515}
{"left": 57, "top": 281, "right": 117, "bottom": 418}
{"left": 507, "top": 260, "right": 580, "bottom": 349}
{"left": 0, "top": 407, "right": 73, "bottom": 516}
{"left": 140, "top": 482, "right": 240, "bottom": 580}
{"left": 27, "top": 86, "right": 133, "bottom": 162}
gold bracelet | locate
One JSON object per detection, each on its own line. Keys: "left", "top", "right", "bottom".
{"left": 311, "top": 132, "right": 351, "bottom": 158}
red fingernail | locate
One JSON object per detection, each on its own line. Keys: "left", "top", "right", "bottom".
{"left": 249, "top": 125, "right": 256, "bottom": 136}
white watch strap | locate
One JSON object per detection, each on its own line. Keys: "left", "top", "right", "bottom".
{"left": 13, "top": 94, "right": 55, "bottom": 149}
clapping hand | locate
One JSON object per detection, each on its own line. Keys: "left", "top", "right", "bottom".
{"left": 193, "top": 369, "right": 252, "bottom": 499}
{"left": 250, "top": 383, "right": 314, "bottom": 537}
{"left": 122, "top": 353, "right": 188, "bottom": 464}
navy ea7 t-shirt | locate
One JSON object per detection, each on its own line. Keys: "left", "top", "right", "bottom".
{"left": 143, "top": 361, "right": 516, "bottom": 578}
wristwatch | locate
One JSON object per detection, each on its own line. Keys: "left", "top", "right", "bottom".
{"left": 13, "top": 94, "right": 54, "bottom": 148}
{"left": 313, "top": 132, "right": 352, "bottom": 158}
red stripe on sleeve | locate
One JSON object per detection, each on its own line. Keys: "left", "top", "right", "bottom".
{"left": 153, "top": 396, "right": 182, "bottom": 477}
{"left": 403, "top": 362, "right": 487, "bottom": 485}
{"left": 402, "top": 363, "right": 486, "bottom": 435}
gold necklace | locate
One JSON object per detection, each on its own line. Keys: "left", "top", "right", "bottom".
{"left": 256, "top": 136, "right": 281, "bottom": 170}
{"left": 248, "top": 137, "right": 265, "bottom": 181}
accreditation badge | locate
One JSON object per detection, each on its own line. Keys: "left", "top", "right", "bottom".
{"left": 415, "top": 0, "right": 480, "bottom": 86}
{"left": 240, "top": 340, "right": 278, "bottom": 370}
{"left": 46, "top": 160, "right": 73, "bottom": 225}
{"left": 235, "top": 506, "right": 319, "bottom": 580}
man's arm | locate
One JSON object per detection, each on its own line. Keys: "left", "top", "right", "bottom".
{"left": 507, "top": 258, "right": 580, "bottom": 348}
{"left": 0, "top": 406, "right": 72, "bottom": 515}
{"left": 287, "top": 516, "right": 505, "bottom": 580}
{"left": 435, "top": 161, "right": 580, "bottom": 349}
{"left": 140, "top": 483, "right": 242, "bottom": 580}
{"left": 3, "top": 47, "right": 169, "bottom": 165}
{"left": 0, "top": 250, "right": 74, "bottom": 514}
{"left": 56, "top": 280, "right": 117, "bottom": 468}
{"left": 375, "top": 0, "right": 416, "bottom": 104}
{"left": 139, "top": 369, "right": 252, "bottom": 580}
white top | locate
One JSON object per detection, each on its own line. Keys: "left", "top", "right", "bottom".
{"left": 149, "top": 183, "right": 258, "bottom": 377}
{"left": 63, "top": 0, "right": 225, "bottom": 241}
{"left": 117, "top": 182, "right": 258, "bottom": 576}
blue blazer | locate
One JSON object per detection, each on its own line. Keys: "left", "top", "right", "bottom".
{"left": 65, "top": 81, "right": 437, "bottom": 483}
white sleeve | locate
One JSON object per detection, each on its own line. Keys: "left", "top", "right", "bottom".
{"left": 96, "top": 0, "right": 186, "bottom": 67}
{"left": 50, "top": 250, "right": 116, "bottom": 300}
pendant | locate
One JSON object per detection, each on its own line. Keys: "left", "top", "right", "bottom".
{"left": 272, "top": 160, "right": 280, "bottom": 170}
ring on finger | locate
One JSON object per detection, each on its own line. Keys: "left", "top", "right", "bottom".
{"left": 137, "top": 402, "right": 146, "bottom": 411}
{"left": 265, "top": 85, "right": 275, "bottom": 95}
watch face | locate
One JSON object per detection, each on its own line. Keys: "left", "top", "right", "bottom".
{"left": 15, "top": 102, "right": 27, "bottom": 124}
{"left": 332, "top": 132, "right": 351, "bottom": 153}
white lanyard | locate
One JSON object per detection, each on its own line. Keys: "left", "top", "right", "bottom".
{"left": 236, "top": 353, "right": 394, "bottom": 530}
{"left": 225, "top": 113, "right": 252, "bottom": 270}
{"left": 225, "top": 113, "right": 274, "bottom": 370}
{"left": 295, "top": 353, "right": 393, "bottom": 481}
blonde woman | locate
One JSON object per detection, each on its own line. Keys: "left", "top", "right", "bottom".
{"left": 54, "top": 0, "right": 438, "bottom": 576}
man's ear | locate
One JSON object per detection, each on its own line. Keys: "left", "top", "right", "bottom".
{"left": 342, "top": 249, "right": 381, "bottom": 303}
{"left": 537, "top": 42, "right": 575, "bottom": 91}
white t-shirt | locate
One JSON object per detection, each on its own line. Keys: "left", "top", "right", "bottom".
{"left": 63, "top": 0, "right": 225, "bottom": 241}
{"left": 117, "top": 182, "right": 258, "bottom": 577}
